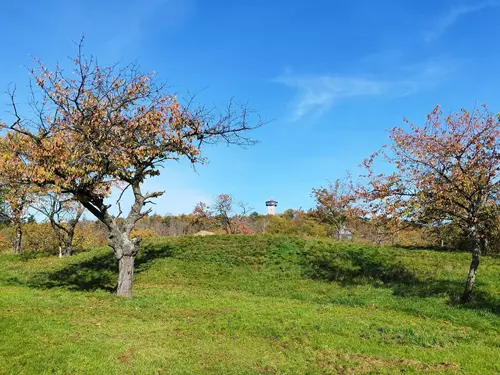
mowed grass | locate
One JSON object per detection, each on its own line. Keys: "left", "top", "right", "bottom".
{"left": 0, "top": 235, "right": 499, "bottom": 374}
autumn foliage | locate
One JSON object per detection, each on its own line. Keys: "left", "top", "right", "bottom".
{"left": 357, "top": 104, "right": 500, "bottom": 302}
{"left": 312, "top": 176, "right": 357, "bottom": 239}
{"left": 192, "top": 194, "right": 252, "bottom": 234}
{"left": 0, "top": 40, "right": 260, "bottom": 296}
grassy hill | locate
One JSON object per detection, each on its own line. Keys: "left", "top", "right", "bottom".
{"left": 0, "top": 235, "right": 499, "bottom": 374}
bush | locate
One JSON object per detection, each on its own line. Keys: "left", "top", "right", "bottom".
{"left": 131, "top": 228, "right": 158, "bottom": 239}
{"left": 0, "top": 223, "right": 59, "bottom": 254}
{"left": 266, "top": 214, "right": 327, "bottom": 237}
{"left": 74, "top": 221, "right": 108, "bottom": 249}
{"left": 0, "top": 221, "right": 108, "bottom": 255}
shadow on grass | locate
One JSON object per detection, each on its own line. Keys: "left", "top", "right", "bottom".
{"left": 27, "top": 242, "right": 174, "bottom": 292}
{"left": 302, "top": 248, "right": 500, "bottom": 314}
{"left": 395, "top": 244, "right": 461, "bottom": 253}
{"left": 19, "top": 237, "right": 500, "bottom": 313}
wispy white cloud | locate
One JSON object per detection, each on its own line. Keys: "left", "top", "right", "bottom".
{"left": 275, "top": 74, "right": 384, "bottom": 120}
{"left": 425, "top": 1, "right": 497, "bottom": 42}
{"left": 275, "top": 60, "right": 453, "bottom": 120}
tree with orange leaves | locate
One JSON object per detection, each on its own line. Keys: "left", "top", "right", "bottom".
{"left": 358, "top": 105, "right": 500, "bottom": 303}
{"left": 0, "top": 40, "right": 261, "bottom": 297}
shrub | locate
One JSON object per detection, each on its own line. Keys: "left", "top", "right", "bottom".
{"left": 131, "top": 228, "right": 158, "bottom": 239}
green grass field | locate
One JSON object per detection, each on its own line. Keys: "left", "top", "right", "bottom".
{"left": 0, "top": 235, "right": 499, "bottom": 374}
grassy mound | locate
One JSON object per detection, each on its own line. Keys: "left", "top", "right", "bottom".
{"left": 0, "top": 235, "right": 499, "bottom": 374}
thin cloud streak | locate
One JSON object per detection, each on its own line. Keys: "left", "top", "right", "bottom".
{"left": 275, "top": 60, "right": 453, "bottom": 121}
{"left": 425, "top": 1, "right": 497, "bottom": 42}
{"left": 275, "top": 74, "right": 385, "bottom": 120}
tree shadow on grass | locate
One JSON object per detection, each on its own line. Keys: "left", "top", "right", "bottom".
{"left": 302, "top": 248, "right": 500, "bottom": 314}
{"left": 395, "top": 244, "right": 463, "bottom": 253}
{"left": 27, "top": 242, "right": 174, "bottom": 292}
{"left": 18, "top": 239, "right": 500, "bottom": 313}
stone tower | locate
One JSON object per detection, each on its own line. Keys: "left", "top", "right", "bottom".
{"left": 265, "top": 199, "right": 278, "bottom": 215}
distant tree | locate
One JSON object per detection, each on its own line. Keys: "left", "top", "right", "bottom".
{"left": 0, "top": 157, "right": 35, "bottom": 254}
{"left": 212, "top": 194, "right": 236, "bottom": 234}
{"left": 0, "top": 40, "right": 261, "bottom": 296}
{"left": 32, "top": 192, "right": 84, "bottom": 257}
{"left": 358, "top": 105, "right": 500, "bottom": 303}
{"left": 312, "top": 175, "right": 357, "bottom": 239}
{"left": 211, "top": 194, "right": 252, "bottom": 234}
{"left": 191, "top": 202, "right": 214, "bottom": 232}
{"left": 134, "top": 214, "right": 174, "bottom": 237}
{"left": 193, "top": 202, "right": 213, "bottom": 219}
{"left": 0, "top": 186, "right": 29, "bottom": 254}
{"left": 194, "top": 194, "right": 252, "bottom": 234}
{"left": 162, "top": 215, "right": 188, "bottom": 236}
{"left": 282, "top": 209, "right": 297, "bottom": 219}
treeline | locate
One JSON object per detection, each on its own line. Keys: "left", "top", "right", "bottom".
{"left": 2, "top": 191, "right": 489, "bottom": 255}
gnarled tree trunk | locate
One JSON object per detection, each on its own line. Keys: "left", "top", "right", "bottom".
{"left": 61, "top": 227, "right": 77, "bottom": 257}
{"left": 461, "top": 225, "right": 480, "bottom": 303}
{"left": 54, "top": 227, "right": 75, "bottom": 257}
{"left": 52, "top": 224, "right": 73, "bottom": 257}
{"left": 109, "top": 231, "right": 141, "bottom": 297}
{"left": 78, "top": 181, "right": 161, "bottom": 298}
{"left": 62, "top": 244, "right": 75, "bottom": 257}
{"left": 117, "top": 254, "right": 135, "bottom": 297}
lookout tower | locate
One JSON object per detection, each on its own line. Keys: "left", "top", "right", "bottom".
{"left": 265, "top": 199, "right": 278, "bottom": 216}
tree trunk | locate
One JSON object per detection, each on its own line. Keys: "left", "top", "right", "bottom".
{"left": 62, "top": 244, "right": 74, "bottom": 257}
{"left": 461, "top": 227, "right": 481, "bottom": 304}
{"left": 109, "top": 231, "right": 141, "bottom": 298}
{"left": 77, "top": 181, "right": 153, "bottom": 298}
{"left": 334, "top": 222, "right": 343, "bottom": 240}
{"left": 61, "top": 232, "right": 76, "bottom": 257}
{"left": 225, "top": 219, "right": 233, "bottom": 234}
{"left": 480, "top": 236, "right": 489, "bottom": 256}
{"left": 117, "top": 255, "right": 135, "bottom": 297}
{"left": 14, "top": 222, "right": 22, "bottom": 254}
{"left": 51, "top": 221, "right": 76, "bottom": 257}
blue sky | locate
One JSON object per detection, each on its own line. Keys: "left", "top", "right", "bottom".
{"left": 1, "top": 0, "right": 499, "bottom": 215}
